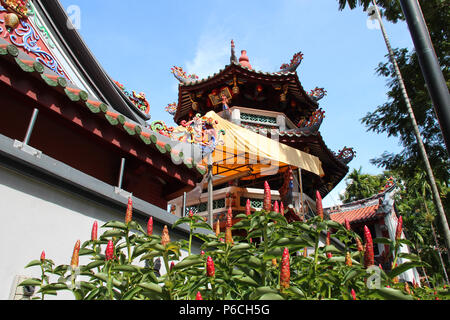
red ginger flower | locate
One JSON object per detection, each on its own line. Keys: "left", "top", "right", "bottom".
{"left": 147, "top": 217, "right": 153, "bottom": 236}
{"left": 351, "top": 289, "right": 357, "bottom": 300}
{"left": 246, "top": 199, "right": 251, "bottom": 216}
{"left": 280, "top": 247, "right": 290, "bottom": 289}
{"left": 315, "top": 190, "right": 323, "bottom": 220}
{"left": 125, "top": 196, "right": 133, "bottom": 224}
{"left": 189, "top": 209, "right": 194, "bottom": 218}
{"left": 206, "top": 256, "right": 215, "bottom": 277}
{"left": 91, "top": 221, "right": 98, "bottom": 241}
{"left": 326, "top": 231, "right": 331, "bottom": 246}
{"left": 280, "top": 202, "right": 285, "bottom": 216}
{"left": 363, "top": 225, "right": 374, "bottom": 268}
{"left": 344, "top": 219, "right": 351, "bottom": 231}
{"left": 356, "top": 237, "right": 364, "bottom": 252}
{"left": 263, "top": 181, "right": 272, "bottom": 212}
{"left": 105, "top": 240, "right": 114, "bottom": 261}
{"left": 226, "top": 207, "right": 233, "bottom": 228}
{"left": 40, "top": 250, "right": 45, "bottom": 262}
{"left": 161, "top": 225, "right": 170, "bottom": 247}
{"left": 274, "top": 201, "right": 280, "bottom": 213}
{"left": 196, "top": 291, "right": 203, "bottom": 300}
{"left": 345, "top": 252, "right": 352, "bottom": 266}
{"left": 70, "top": 240, "right": 81, "bottom": 268}
{"left": 396, "top": 216, "right": 403, "bottom": 240}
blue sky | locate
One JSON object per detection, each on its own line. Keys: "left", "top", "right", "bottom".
{"left": 60, "top": 0, "right": 414, "bottom": 207}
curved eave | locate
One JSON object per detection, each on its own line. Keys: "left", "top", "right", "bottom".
{"left": 174, "top": 62, "right": 319, "bottom": 123}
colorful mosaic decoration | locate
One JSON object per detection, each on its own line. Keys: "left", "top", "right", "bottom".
{"left": 151, "top": 114, "right": 225, "bottom": 154}
{"left": 280, "top": 51, "right": 304, "bottom": 73}
{"left": 309, "top": 87, "right": 327, "bottom": 102}
{"left": 171, "top": 66, "right": 199, "bottom": 84}
{"left": 0, "top": 5, "right": 68, "bottom": 78}
{"left": 1, "top": 0, "right": 29, "bottom": 19}
{"left": 165, "top": 102, "right": 178, "bottom": 116}
{"left": 114, "top": 80, "right": 150, "bottom": 114}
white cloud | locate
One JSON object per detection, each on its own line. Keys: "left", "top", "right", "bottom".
{"left": 185, "top": 28, "right": 231, "bottom": 80}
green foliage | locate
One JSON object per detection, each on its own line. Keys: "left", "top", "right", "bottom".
{"left": 21, "top": 206, "right": 444, "bottom": 300}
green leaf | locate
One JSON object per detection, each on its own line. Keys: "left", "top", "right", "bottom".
{"left": 138, "top": 282, "right": 163, "bottom": 294}
{"left": 235, "top": 213, "right": 248, "bottom": 220}
{"left": 396, "top": 238, "right": 414, "bottom": 248}
{"left": 192, "top": 221, "right": 213, "bottom": 231}
{"left": 172, "top": 217, "right": 192, "bottom": 229}
{"left": 173, "top": 258, "right": 204, "bottom": 270}
{"left": 398, "top": 253, "right": 422, "bottom": 261}
{"left": 325, "top": 220, "right": 342, "bottom": 229}
{"left": 82, "top": 260, "right": 104, "bottom": 271}
{"left": 19, "top": 279, "right": 42, "bottom": 286}
{"left": 112, "top": 265, "right": 141, "bottom": 273}
{"left": 373, "top": 287, "right": 414, "bottom": 300}
{"left": 322, "top": 245, "right": 342, "bottom": 254}
{"left": 230, "top": 243, "right": 252, "bottom": 252}
{"left": 259, "top": 293, "right": 285, "bottom": 300}
{"left": 122, "top": 286, "right": 143, "bottom": 300}
{"left": 25, "top": 260, "right": 42, "bottom": 268}
{"left": 79, "top": 248, "right": 95, "bottom": 256}
{"left": 238, "top": 256, "right": 262, "bottom": 269}
{"left": 233, "top": 275, "right": 259, "bottom": 287}
{"left": 250, "top": 286, "right": 279, "bottom": 300}
{"left": 286, "top": 286, "right": 305, "bottom": 298}
{"left": 373, "top": 238, "right": 394, "bottom": 245}
{"left": 388, "top": 261, "right": 424, "bottom": 279}
{"left": 102, "top": 221, "right": 128, "bottom": 230}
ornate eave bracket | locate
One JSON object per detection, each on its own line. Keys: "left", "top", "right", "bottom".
{"left": 296, "top": 108, "right": 325, "bottom": 134}
{"left": 309, "top": 87, "right": 327, "bottom": 102}
{"left": 334, "top": 147, "right": 356, "bottom": 165}
{"left": 279, "top": 51, "right": 304, "bottom": 73}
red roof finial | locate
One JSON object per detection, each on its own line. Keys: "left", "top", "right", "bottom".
{"left": 239, "top": 50, "right": 252, "bottom": 70}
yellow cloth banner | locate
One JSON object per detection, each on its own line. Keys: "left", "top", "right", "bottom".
{"left": 203, "top": 111, "right": 324, "bottom": 178}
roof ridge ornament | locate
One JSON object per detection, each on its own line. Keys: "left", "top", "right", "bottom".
{"left": 239, "top": 50, "right": 252, "bottom": 70}
{"left": 279, "top": 51, "right": 304, "bottom": 73}
{"left": 334, "top": 147, "right": 356, "bottom": 165}
{"left": 230, "top": 40, "right": 238, "bottom": 64}
{"left": 309, "top": 87, "right": 327, "bottom": 102}
{"left": 171, "top": 66, "right": 199, "bottom": 85}
{"left": 113, "top": 80, "right": 150, "bottom": 115}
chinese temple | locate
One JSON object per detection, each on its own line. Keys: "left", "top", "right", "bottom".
{"left": 327, "top": 178, "right": 421, "bottom": 284}
{"left": 167, "top": 41, "right": 356, "bottom": 229}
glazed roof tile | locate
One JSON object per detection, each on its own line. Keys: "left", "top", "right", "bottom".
{"left": 330, "top": 201, "right": 382, "bottom": 225}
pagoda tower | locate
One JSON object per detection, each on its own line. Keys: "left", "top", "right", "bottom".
{"left": 168, "top": 41, "right": 355, "bottom": 227}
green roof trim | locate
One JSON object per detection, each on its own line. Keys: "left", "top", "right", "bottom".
{"left": 64, "top": 88, "right": 81, "bottom": 102}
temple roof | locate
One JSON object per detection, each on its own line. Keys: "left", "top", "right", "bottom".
{"left": 327, "top": 180, "right": 397, "bottom": 227}
{"left": 171, "top": 45, "right": 324, "bottom": 124}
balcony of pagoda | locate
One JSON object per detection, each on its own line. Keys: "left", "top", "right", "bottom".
{"left": 168, "top": 185, "right": 317, "bottom": 225}
{"left": 217, "top": 106, "right": 298, "bottom": 132}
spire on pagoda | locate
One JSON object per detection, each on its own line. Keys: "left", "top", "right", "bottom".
{"left": 239, "top": 50, "right": 252, "bottom": 70}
